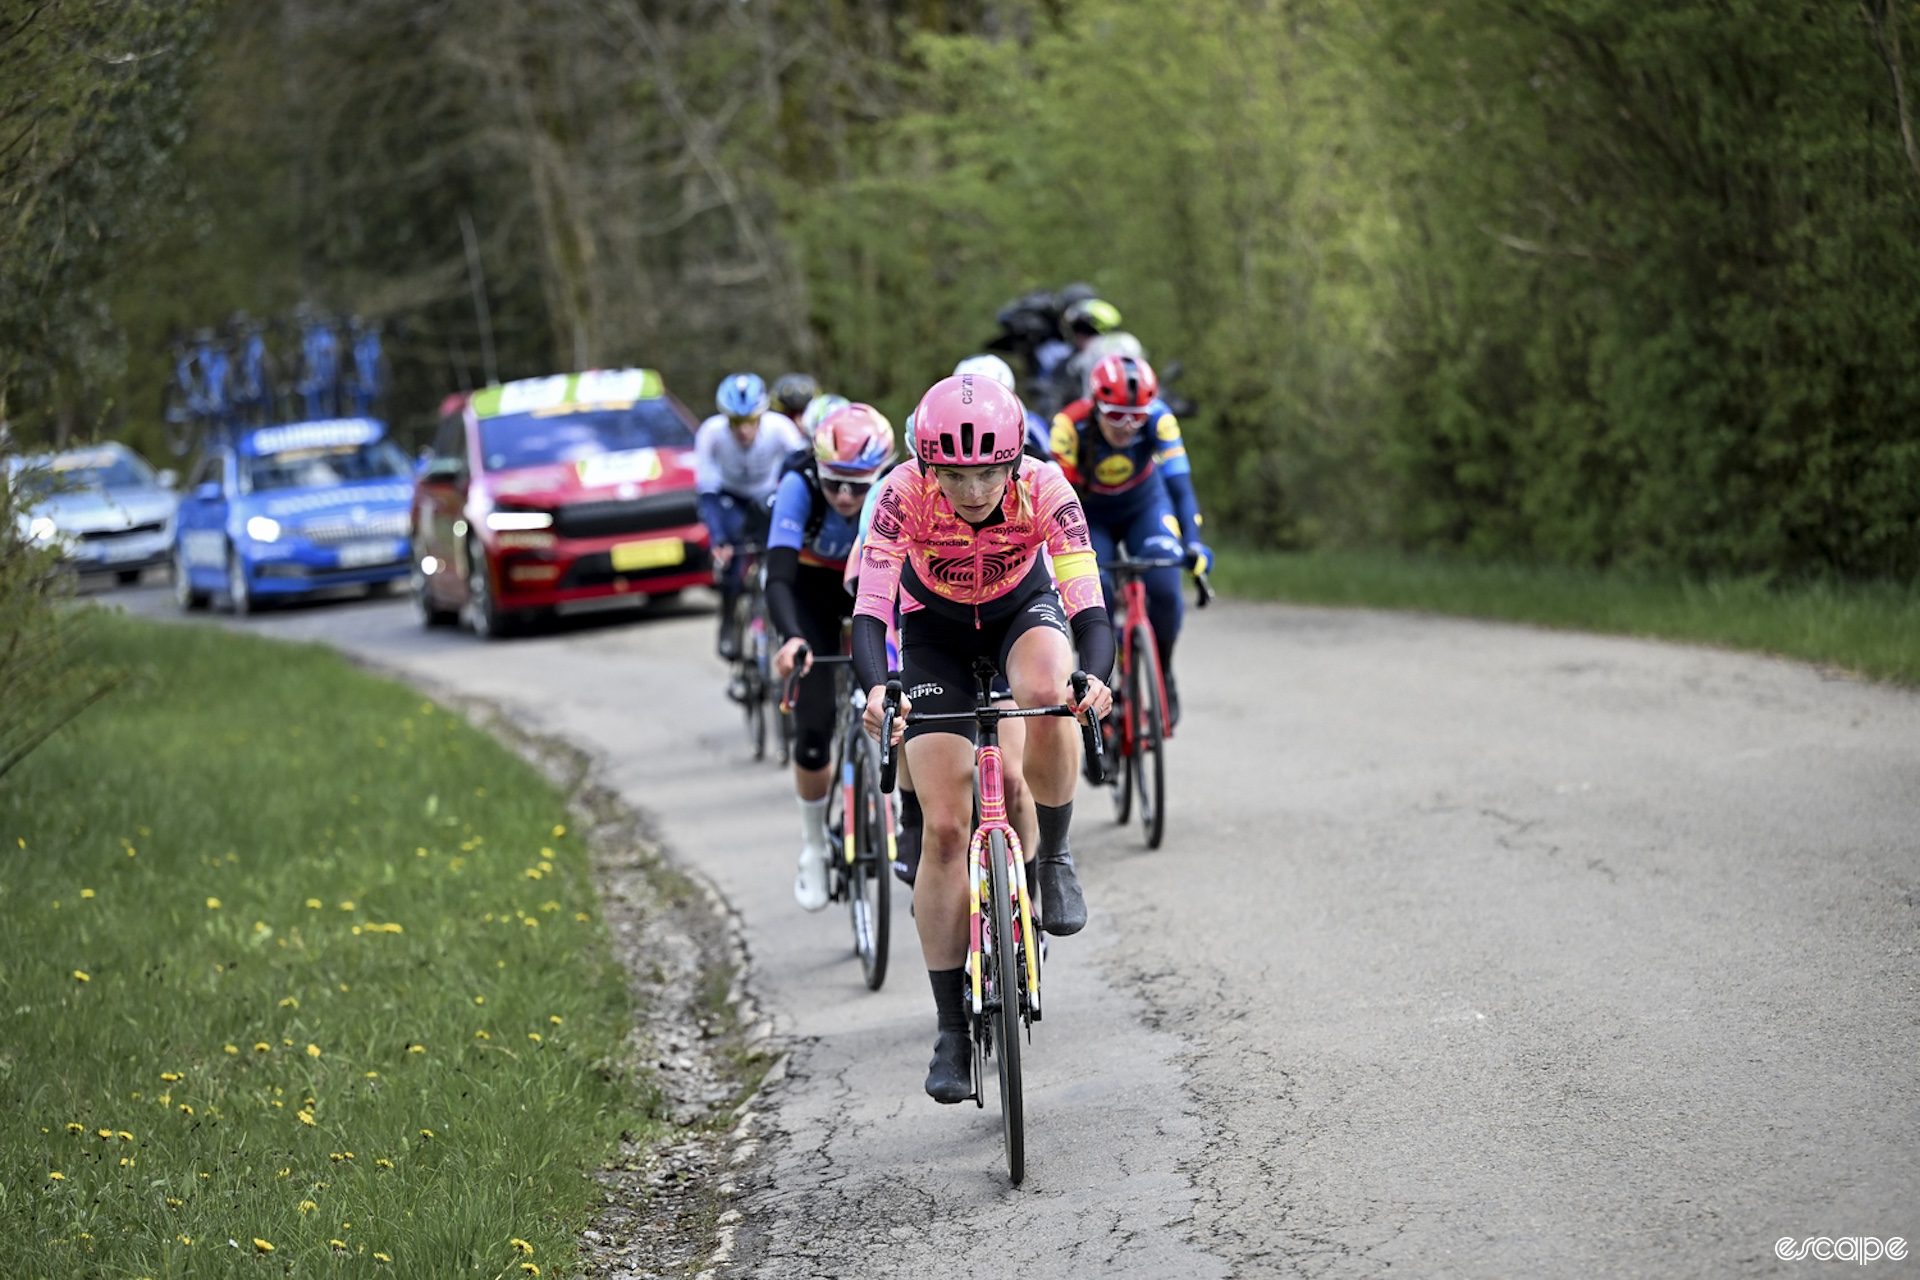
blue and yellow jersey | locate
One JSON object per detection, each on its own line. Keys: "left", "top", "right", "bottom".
{"left": 1049, "top": 397, "right": 1190, "bottom": 502}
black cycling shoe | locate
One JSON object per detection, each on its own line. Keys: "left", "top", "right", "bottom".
{"left": 925, "top": 1031, "right": 972, "bottom": 1104}
{"left": 1163, "top": 670, "right": 1180, "bottom": 731}
{"left": 1036, "top": 854, "right": 1087, "bottom": 936}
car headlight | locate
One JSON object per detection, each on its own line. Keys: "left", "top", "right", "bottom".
{"left": 486, "top": 510, "right": 554, "bottom": 532}
{"left": 246, "top": 515, "right": 281, "bottom": 543}
{"left": 28, "top": 515, "right": 58, "bottom": 545}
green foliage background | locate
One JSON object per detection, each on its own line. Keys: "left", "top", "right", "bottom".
{"left": 5, "top": 0, "right": 1917, "bottom": 582}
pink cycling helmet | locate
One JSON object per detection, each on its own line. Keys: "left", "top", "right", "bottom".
{"left": 911, "top": 374, "right": 1027, "bottom": 468}
{"left": 813, "top": 402, "right": 896, "bottom": 482}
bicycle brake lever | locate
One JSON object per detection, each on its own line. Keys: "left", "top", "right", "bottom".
{"left": 878, "top": 673, "right": 902, "bottom": 793}
{"left": 1194, "top": 572, "right": 1214, "bottom": 608}
{"left": 1071, "top": 671, "right": 1107, "bottom": 786}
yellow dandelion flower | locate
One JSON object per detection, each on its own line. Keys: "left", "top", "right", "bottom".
{"left": 339, "top": 901, "right": 355, "bottom": 911}
{"left": 329, "top": 1239, "right": 348, "bottom": 1251}
{"left": 276, "top": 1168, "right": 290, "bottom": 1178}
{"left": 180, "top": 1105, "right": 194, "bottom": 1115}
{"left": 80, "top": 888, "right": 94, "bottom": 899}
{"left": 305, "top": 898, "right": 322, "bottom": 909}
{"left": 117, "top": 1131, "right": 132, "bottom": 1141}
{"left": 375, "top": 1253, "right": 393, "bottom": 1264}
{"left": 252, "top": 921, "right": 267, "bottom": 934}
{"left": 157, "top": 1093, "right": 170, "bottom": 1105}
{"left": 511, "top": 1237, "right": 534, "bottom": 1254}
{"left": 72, "top": 970, "right": 89, "bottom": 983}
{"left": 282, "top": 1037, "right": 293, "bottom": 1046}
{"left": 351, "top": 925, "right": 362, "bottom": 936}
{"left": 365, "top": 1070, "right": 379, "bottom": 1078}
{"left": 160, "top": 1072, "right": 182, "bottom": 1082}
{"left": 279, "top": 996, "right": 298, "bottom": 1008}
{"left": 473, "top": 995, "right": 484, "bottom": 1004}
{"left": 419, "top": 1128, "right": 434, "bottom": 1139}
{"left": 408, "top": 1045, "right": 425, "bottom": 1054}
{"left": 306, "top": 1043, "right": 321, "bottom": 1059}
{"left": 206, "top": 898, "right": 220, "bottom": 910}
{"left": 527, "top": 1032, "right": 542, "bottom": 1044}
{"left": 539, "top": 861, "right": 552, "bottom": 874}
{"left": 47, "top": 1171, "right": 64, "bottom": 1180}
{"left": 541, "top": 900, "right": 559, "bottom": 912}
{"left": 552, "top": 824, "right": 565, "bottom": 836}
{"left": 298, "top": 1200, "right": 318, "bottom": 1214}
{"left": 297, "top": 1110, "right": 316, "bottom": 1127}
{"left": 119, "top": 1157, "right": 133, "bottom": 1167}
{"left": 574, "top": 912, "right": 590, "bottom": 922}
{"left": 166, "top": 1197, "right": 182, "bottom": 1207}
{"left": 223, "top": 1044, "right": 238, "bottom": 1054}
{"left": 65, "top": 1122, "right": 82, "bottom": 1133}
{"left": 520, "top": 1264, "right": 539, "bottom": 1276}
{"left": 254, "top": 1043, "right": 271, "bottom": 1053}
{"left": 523, "top": 868, "right": 543, "bottom": 880}
{"left": 549, "top": 1015, "right": 562, "bottom": 1025}
{"left": 523, "top": 917, "right": 538, "bottom": 928}
{"left": 415, "top": 847, "right": 427, "bottom": 857}
{"left": 375, "top": 1158, "right": 393, "bottom": 1169}
{"left": 474, "top": 1029, "right": 490, "bottom": 1040}
{"left": 178, "top": 1234, "right": 193, "bottom": 1245}
{"left": 96, "top": 1128, "right": 111, "bottom": 1138}
{"left": 253, "top": 1238, "right": 274, "bottom": 1253}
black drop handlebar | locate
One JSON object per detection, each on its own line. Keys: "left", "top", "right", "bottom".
{"left": 1104, "top": 555, "right": 1213, "bottom": 608}
{"left": 875, "top": 670, "right": 1106, "bottom": 792}
{"left": 778, "top": 641, "right": 851, "bottom": 713}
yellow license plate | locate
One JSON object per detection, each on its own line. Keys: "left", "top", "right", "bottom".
{"left": 610, "top": 537, "right": 684, "bottom": 572}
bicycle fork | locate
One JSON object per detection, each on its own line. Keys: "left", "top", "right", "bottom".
{"left": 967, "top": 747, "right": 1042, "bottom": 1025}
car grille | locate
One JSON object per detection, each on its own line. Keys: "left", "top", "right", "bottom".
{"left": 79, "top": 521, "right": 165, "bottom": 542}
{"left": 558, "top": 542, "right": 709, "bottom": 591}
{"left": 552, "top": 492, "right": 699, "bottom": 540}
{"left": 297, "top": 511, "right": 411, "bottom": 545}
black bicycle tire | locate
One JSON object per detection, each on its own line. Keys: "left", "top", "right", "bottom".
{"left": 987, "top": 829, "right": 1025, "bottom": 1184}
{"left": 1134, "top": 625, "right": 1167, "bottom": 849}
{"left": 1112, "top": 637, "right": 1136, "bottom": 825}
{"left": 853, "top": 736, "right": 891, "bottom": 990}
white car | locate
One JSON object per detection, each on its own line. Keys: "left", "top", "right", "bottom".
{"left": 10, "top": 443, "right": 179, "bottom": 584}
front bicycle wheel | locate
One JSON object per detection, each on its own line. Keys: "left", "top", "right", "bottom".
{"left": 986, "top": 829, "right": 1025, "bottom": 1184}
{"left": 1133, "top": 625, "right": 1167, "bottom": 849}
{"left": 848, "top": 737, "right": 892, "bottom": 991}
{"left": 1109, "top": 657, "right": 1135, "bottom": 826}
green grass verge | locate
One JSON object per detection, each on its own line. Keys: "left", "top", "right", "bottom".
{"left": 1214, "top": 547, "right": 1920, "bottom": 686}
{"left": 0, "top": 612, "right": 653, "bottom": 1278}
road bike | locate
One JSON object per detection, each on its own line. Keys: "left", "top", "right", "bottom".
{"left": 1104, "top": 552, "right": 1210, "bottom": 849}
{"left": 226, "top": 314, "right": 278, "bottom": 427}
{"left": 160, "top": 331, "right": 233, "bottom": 458}
{"left": 877, "top": 658, "right": 1105, "bottom": 1184}
{"left": 783, "top": 646, "right": 894, "bottom": 989}
{"left": 294, "top": 315, "right": 342, "bottom": 421}
{"left": 343, "top": 317, "right": 389, "bottom": 419}
{"left": 721, "top": 544, "right": 776, "bottom": 759}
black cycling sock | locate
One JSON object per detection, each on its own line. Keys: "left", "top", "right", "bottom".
{"left": 929, "top": 967, "right": 968, "bottom": 1034}
{"left": 1036, "top": 801, "right": 1073, "bottom": 863}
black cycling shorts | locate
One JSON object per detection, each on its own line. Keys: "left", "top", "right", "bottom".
{"left": 900, "top": 587, "right": 1071, "bottom": 744}
{"left": 787, "top": 566, "right": 853, "bottom": 771}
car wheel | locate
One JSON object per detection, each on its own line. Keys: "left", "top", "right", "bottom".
{"left": 174, "top": 547, "right": 208, "bottom": 611}
{"left": 464, "top": 537, "right": 513, "bottom": 639}
{"left": 221, "top": 544, "right": 252, "bottom": 617}
{"left": 412, "top": 560, "right": 457, "bottom": 628}
{"left": 116, "top": 569, "right": 143, "bottom": 587}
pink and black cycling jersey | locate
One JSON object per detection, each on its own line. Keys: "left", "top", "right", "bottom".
{"left": 853, "top": 456, "right": 1104, "bottom": 628}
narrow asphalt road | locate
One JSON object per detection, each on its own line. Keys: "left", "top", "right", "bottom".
{"left": 112, "top": 578, "right": 1920, "bottom": 1277}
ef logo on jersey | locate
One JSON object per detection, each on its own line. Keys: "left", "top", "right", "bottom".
{"left": 1094, "top": 455, "right": 1136, "bottom": 487}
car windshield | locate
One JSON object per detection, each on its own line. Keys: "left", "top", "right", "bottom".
{"left": 478, "top": 401, "right": 694, "bottom": 472}
{"left": 241, "top": 441, "right": 411, "bottom": 494}
{"left": 18, "top": 451, "right": 154, "bottom": 497}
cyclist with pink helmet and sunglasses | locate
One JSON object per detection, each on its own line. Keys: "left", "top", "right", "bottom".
{"left": 767, "top": 403, "right": 900, "bottom": 910}
{"left": 853, "top": 373, "right": 1114, "bottom": 1104}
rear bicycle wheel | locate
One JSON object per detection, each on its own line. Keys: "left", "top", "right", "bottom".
{"left": 1133, "top": 625, "right": 1167, "bottom": 849}
{"left": 848, "top": 738, "right": 892, "bottom": 990}
{"left": 986, "top": 829, "right": 1025, "bottom": 1184}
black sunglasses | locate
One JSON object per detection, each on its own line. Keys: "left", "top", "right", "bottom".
{"left": 821, "top": 478, "right": 872, "bottom": 497}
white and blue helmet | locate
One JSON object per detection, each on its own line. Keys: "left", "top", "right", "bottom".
{"left": 715, "top": 373, "right": 769, "bottom": 418}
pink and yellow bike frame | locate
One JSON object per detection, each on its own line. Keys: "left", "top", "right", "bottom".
{"left": 966, "top": 743, "right": 1041, "bottom": 1020}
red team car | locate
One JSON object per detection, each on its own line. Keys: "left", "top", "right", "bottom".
{"left": 411, "top": 369, "right": 712, "bottom": 637}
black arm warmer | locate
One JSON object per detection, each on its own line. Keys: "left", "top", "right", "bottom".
{"left": 764, "top": 545, "right": 803, "bottom": 640}
{"left": 1070, "top": 605, "right": 1116, "bottom": 685}
{"left": 852, "top": 613, "right": 892, "bottom": 693}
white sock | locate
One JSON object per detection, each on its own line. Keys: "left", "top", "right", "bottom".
{"left": 799, "top": 796, "right": 830, "bottom": 858}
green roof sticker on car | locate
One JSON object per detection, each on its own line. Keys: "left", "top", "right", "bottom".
{"left": 471, "top": 369, "right": 664, "bottom": 419}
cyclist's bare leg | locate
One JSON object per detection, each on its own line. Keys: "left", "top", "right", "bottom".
{"left": 795, "top": 764, "right": 829, "bottom": 802}
{"left": 1005, "top": 624, "right": 1090, "bottom": 935}
{"left": 995, "top": 707, "right": 1040, "bottom": 865}
{"left": 902, "top": 731, "right": 976, "bottom": 970}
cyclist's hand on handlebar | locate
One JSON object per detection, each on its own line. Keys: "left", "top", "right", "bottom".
{"left": 1070, "top": 674, "right": 1113, "bottom": 721}
{"left": 1185, "top": 541, "right": 1213, "bottom": 576}
{"left": 863, "top": 685, "right": 911, "bottom": 745}
{"left": 773, "top": 637, "right": 810, "bottom": 680}
{"left": 712, "top": 543, "right": 734, "bottom": 571}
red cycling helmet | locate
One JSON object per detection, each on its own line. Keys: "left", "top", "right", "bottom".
{"left": 813, "top": 402, "right": 896, "bottom": 483}
{"left": 912, "top": 374, "right": 1027, "bottom": 468}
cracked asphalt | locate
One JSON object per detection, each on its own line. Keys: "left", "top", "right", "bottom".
{"left": 115, "top": 580, "right": 1920, "bottom": 1277}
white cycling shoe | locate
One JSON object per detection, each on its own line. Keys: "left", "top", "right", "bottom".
{"left": 794, "top": 847, "right": 830, "bottom": 912}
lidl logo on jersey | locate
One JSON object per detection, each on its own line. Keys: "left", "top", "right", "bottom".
{"left": 1157, "top": 415, "right": 1182, "bottom": 442}
{"left": 1094, "top": 455, "right": 1136, "bottom": 487}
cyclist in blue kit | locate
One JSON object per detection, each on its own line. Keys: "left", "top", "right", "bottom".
{"left": 766, "top": 403, "right": 899, "bottom": 909}
{"left": 1050, "top": 353, "right": 1212, "bottom": 727}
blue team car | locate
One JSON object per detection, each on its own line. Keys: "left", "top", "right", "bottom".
{"left": 172, "top": 418, "right": 415, "bottom": 615}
